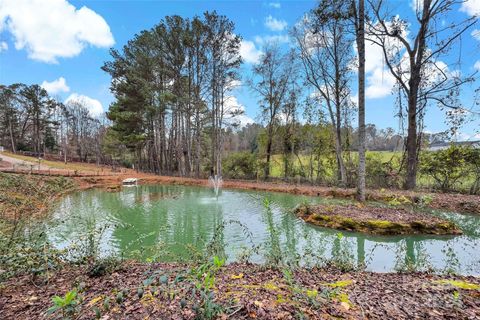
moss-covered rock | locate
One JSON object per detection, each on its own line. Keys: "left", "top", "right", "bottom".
{"left": 294, "top": 204, "right": 462, "bottom": 236}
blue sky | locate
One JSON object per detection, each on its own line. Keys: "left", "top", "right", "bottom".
{"left": 1, "top": 0, "right": 479, "bottom": 139}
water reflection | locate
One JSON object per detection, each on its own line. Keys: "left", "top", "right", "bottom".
{"left": 47, "top": 185, "right": 480, "bottom": 275}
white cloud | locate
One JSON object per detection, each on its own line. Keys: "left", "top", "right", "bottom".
{"left": 224, "top": 96, "right": 254, "bottom": 127}
{"left": 460, "top": 0, "right": 480, "bottom": 17}
{"left": 350, "top": 93, "right": 359, "bottom": 105}
{"left": 360, "top": 33, "right": 397, "bottom": 99}
{"left": 475, "top": 60, "right": 480, "bottom": 71}
{"left": 472, "top": 29, "right": 480, "bottom": 41}
{"left": 65, "top": 93, "right": 104, "bottom": 117}
{"left": 358, "top": 19, "right": 411, "bottom": 99}
{"left": 0, "top": 0, "right": 114, "bottom": 63}
{"left": 268, "top": 2, "right": 281, "bottom": 9}
{"left": 264, "top": 15, "right": 287, "bottom": 31}
{"left": 365, "top": 68, "right": 396, "bottom": 99}
{"left": 0, "top": 41, "right": 7, "bottom": 52}
{"left": 254, "top": 34, "right": 290, "bottom": 45}
{"left": 41, "top": 77, "right": 70, "bottom": 94}
{"left": 240, "top": 40, "right": 262, "bottom": 64}
{"left": 364, "top": 39, "right": 384, "bottom": 74}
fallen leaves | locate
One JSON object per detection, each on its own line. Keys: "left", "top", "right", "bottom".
{"left": 0, "top": 263, "right": 479, "bottom": 319}
{"left": 340, "top": 301, "right": 350, "bottom": 310}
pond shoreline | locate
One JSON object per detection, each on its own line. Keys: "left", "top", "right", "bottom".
{"left": 1, "top": 262, "right": 479, "bottom": 319}
{"left": 2, "top": 169, "right": 479, "bottom": 219}
{"left": 73, "top": 173, "right": 480, "bottom": 216}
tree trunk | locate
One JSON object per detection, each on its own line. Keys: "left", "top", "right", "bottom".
{"left": 8, "top": 117, "right": 16, "bottom": 153}
{"left": 356, "top": 0, "right": 366, "bottom": 201}
{"left": 403, "top": 0, "right": 429, "bottom": 190}
{"left": 404, "top": 95, "right": 418, "bottom": 189}
{"left": 335, "top": 108, "right": 347, "bottom": 186}
{"left": 264, "top": 128, "right": 273, "bottom": 180}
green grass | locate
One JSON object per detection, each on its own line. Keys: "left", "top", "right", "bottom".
{"left": 265, "top": 151, "right": 475, "bottom": 192}
{"left": 269, "top": 151, "right": 401, "bottom": 179}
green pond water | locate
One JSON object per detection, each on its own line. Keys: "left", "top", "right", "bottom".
{"left": 47, "top": 184, "right": 480, "bottom": 275}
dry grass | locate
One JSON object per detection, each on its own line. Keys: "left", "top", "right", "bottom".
{"left": 0, "top": 151, "right": 110, "bottom": 173}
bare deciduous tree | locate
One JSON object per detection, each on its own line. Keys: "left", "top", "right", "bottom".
{"left": 248, "top": 44, "right": 297, "bottom": 180}
{"left": 353, "top": 0, "right": 367, "bottom": 201}
{"left": 293, "top": 2, "right": 354, "bottom": 186}
{"left": 368, "top": 0, "right": 478, "bottom": 189}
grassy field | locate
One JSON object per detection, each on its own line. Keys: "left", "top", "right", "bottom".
{"left": 269, "top": 151, "right": 401, "bottom": 178}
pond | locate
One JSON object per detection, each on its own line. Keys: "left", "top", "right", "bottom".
{"left": 46, "top": 184, "right": 480, "bottom": 275}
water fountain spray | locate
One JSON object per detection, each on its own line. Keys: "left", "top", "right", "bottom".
{"left": 209, "top": 174, "right": 223, "bottom": 197}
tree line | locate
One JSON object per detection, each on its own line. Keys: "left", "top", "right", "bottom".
{"left": 0, "top": 84, "right": 108, "bottom": 164}
{"left": 102, "top": 12, "right": 242, "bottom": 177}
{"left": 1, "top": 1, "right": 478, "bottom": 197}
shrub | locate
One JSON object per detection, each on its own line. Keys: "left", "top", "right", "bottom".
{"left": 365, "top": 153, "right": 402, "bottom": 188}
{"left": 419, "top": 145, "right": 471, "bottom": 192}
{"left": 222, "top": 152, "right": 257, "bottom": 179}
{"left": 464, "top": 148, "right": 480, "bottom": 194}
{"left": 0, "top": 222, "right": 63, "bottom": 282}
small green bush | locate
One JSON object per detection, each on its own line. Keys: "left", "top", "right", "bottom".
{"left": 222, "top": 152, "right": 258, "bottom": 179}
{"left": 365, "top": 153, "right": 402, "bottom": 188}
{"left": 419, "top": 145, "right": 473, "bottom": 192}
{"left": 464, "top": 148, "right": 480, "bottom": 194}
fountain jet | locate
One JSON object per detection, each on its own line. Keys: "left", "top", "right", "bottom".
{"left": 208, "top": 174, "right": 223, "bottom": 197}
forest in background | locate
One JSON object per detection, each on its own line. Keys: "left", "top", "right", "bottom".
{"left": 1, "top": 2, "right": 479, "bottom": 194}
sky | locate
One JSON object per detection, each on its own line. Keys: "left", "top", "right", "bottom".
{"left": 1, "top": 0, "right": 479, "bottom": 140}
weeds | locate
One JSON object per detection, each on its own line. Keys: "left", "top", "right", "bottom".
{"left": 188, "top": 256, "right": 226, "bottom": 319}
{"left": 329, "top": 233, "right": 356, "bottom": 271}
{"left": 281, "top": 266, "right": 354, "bottom": 313}
{"left": 0, "top": 220, "right": 63, "bottom": 282}
{"left": 0, "top": 173, "right": 78, "bottom": 282}
{"left": 394, "top": 240, "right": 433, "bottom": 273}
{"left": 47, "top": 289, "right": 82, "bottom": 319}
{"left": 263, "top": 197, "right": 283, "bottom": 266}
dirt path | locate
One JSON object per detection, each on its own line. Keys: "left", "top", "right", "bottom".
{"left": 0, "top": 153, "right": 51, "bottom": 170}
